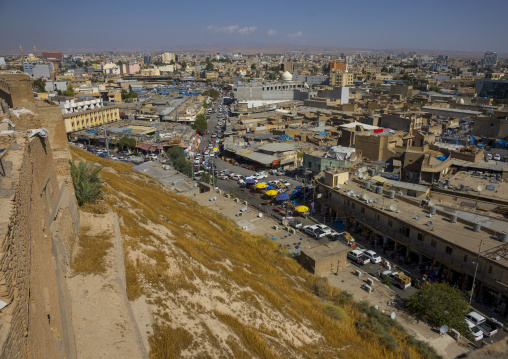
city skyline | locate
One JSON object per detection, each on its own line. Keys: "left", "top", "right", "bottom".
{"left": 1, "top": 0, "right": 508, "bottom": 54}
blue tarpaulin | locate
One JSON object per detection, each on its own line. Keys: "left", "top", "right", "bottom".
{"left": 275, "top": 192, "right": 290, "bottom": 201}
{"left": 486, "top": 185, "right": 495, "bottom": 191}
{"left": 315, "top": 131, "right": 328, "bottom": 136}
{"left": 496, "top": 140, "right": 508, "bottom": 147}
{"left": 87, "top": 130, "right": 99, "bottom": 134}
{"left": 436, "top": 155, "right": 448, "bottom": 161}
{"left": 469, "top": 136, "right": 476, "bottom": 144}
{"left": 333, "top": 221, "right": 346, "bottom": 231}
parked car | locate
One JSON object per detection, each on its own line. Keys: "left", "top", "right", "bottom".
{"left": 360, "top": 250, "right": 382, "bottom": 264}
{"left": 268, "top": 180, "right": 281, "bottom": 186}
{"left": 465, "top": 311, "right": 499, "bottom": 337}
{"left": 288, "top": 219, "right": 303, "bottom": 228}
{"left": 467, "top": 324, "right": 484, "bottom": 342}
{"left": 347, "top": 250, "right": 370, "bottom": 265}
{"left": 302, "top": 225, "right": 327, "bottom": 238}
{"left": 494, "top": 154, "right": 501, "bottom": 161}
{"left": 315, "top": 224, "right": 332, "bottom": 236}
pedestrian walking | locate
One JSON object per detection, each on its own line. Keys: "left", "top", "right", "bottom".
{"left": 377, "top": 269, "right": 381, "bottom": 278}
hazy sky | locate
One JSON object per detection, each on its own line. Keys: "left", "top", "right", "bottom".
{"left": 1, "top": 0, "right": 507, "bottom": 53}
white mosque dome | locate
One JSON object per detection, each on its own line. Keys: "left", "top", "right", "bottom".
{"left": 458, "top": 98, "right": 465, "bottom": 105}
{"left": 281, "top": 71, "right": 292, "bottom": 81}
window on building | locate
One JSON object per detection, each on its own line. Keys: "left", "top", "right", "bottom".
{"left": 488, "top": 266, "right": 493, "bottom": 274}
{"left": 463, "top": 254, "right": 468, "bottom": 262}
{"left": 431, "top": 239, "right": 437, "bottom": 248}
{"left": 446, "top": 246, "right": 453, "bottom": 255}
{"left": 361, "top": 207, "right": 365, "bottom": 214}
{"left": 399, "top": 225, "right": 410, "bottom": 237}
{"left": 351, "top": 203, "right": 355, "bottom": 209}
{"left": 417, "top": 233, "right": 424, "bottom": 241}
{"left": 376, "top": 214, "right": 380, "bottom": 221}
{"left": 388, "top": 219, "right": 393, "bottom": 227}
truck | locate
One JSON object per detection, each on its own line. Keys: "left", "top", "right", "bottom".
{"left": 465, "top": 311, "right": 499, "bottom": 337}
{"left": 393, "top": 272, "right": 411, "bottom": 289}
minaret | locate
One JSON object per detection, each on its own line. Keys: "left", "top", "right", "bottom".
{"left": 34, "top": 45, "right": 37, "bottom": 58}
{"left": 20, "top": 45, "right": 24, "bottom": 63}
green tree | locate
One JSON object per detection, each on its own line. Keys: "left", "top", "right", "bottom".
{"left": 429, "top": 85, "right": 441, "bottom": 93}
{"left": 62, "top": 84, "right": 75, "bottom": 97}
{"left": 33, "top": 78, "right": 46, "bottom": 93}
{"left": 198, "top": 171, "right": 212, "bottom": 184}
{"left": 202, "top": 100, "right": 208, "bottom": 109}
{"left": 121, "top": 89, "right": 138, "bottom": 100}
{"left": 180, "top": 61, "right": 187, "bottom": 69}
{"left": 166, "top": 146, "right": 192, "bottom": 176}
{"left": 191, "top": 113, "right": 207, "bottom": 132}
{"left": 381, "top": 66, "right": 388, "bottom": 73}
{"left": 312, "top": 65, "right": 318, "bottom": 74}
{"left": 119, "top": 136, "right": 136, "bottom": 150}
{"left": 202, "top": 89, "right": 220, "bottom": 100}
{"left": 69, "top": 160, "right": 104, "bottom": 206}
{"left": 107, "top": 79, "right": 115, "bottom": 84}
{"left": 322, "top": 63, "right": 330, "bottom": 74}
{"left": 251, "top": 63, "right": 257, "bottom": 70}
{"left": 205, "top": 62, "right": 214, "bottom": 71}
{"left": 406, "top": 283, "right": 469, "bottom": 333}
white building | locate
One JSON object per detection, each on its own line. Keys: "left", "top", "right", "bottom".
{"left": 102, "top": 63, "right": 120, "bottom": 75}
{"left": 162, "top": 52, "right": 175, "bottom": 63}
{"left": 52, "top": 96, "right": 104, "bottom": 115}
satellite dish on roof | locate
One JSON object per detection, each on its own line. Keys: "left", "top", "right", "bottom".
{"left": 362, "top": 175, "right": 367, "bottom": 180}
{"left": 440, "top": 325, "right": 449, "bottom": 334}
{"left": 397, "top": 209, "right": 401, "bottom": 213}
{"left": 336, "top": 184, "right": 342, "bottom": 189}
{"left": 374, "top": 198, "right": 379, "bottom": 203}
{"left": 350, "top": 190, "right": 355, "bottom": 194}
{"left": 241, "top": 206, "right": 247, "bottom": 212}
{"left": 477, "top": 185, "right": 484, "bottom": 192}
{"left": 389, "top": 204, "right": 398, "bottom": 212}
{"left": 428, "top": 199, "right": 436, "bottom": 207}
{"left": 363, "top": 194, "right": 370, "bottom": 201}
{"left": 354, "top": 172, "right": 359, "bottom": 176}
{"left": 426, "top": 221, "right": 433, "bottom": 226}
{"left": 391, "top": 312, "right": 396, "bottom": 320}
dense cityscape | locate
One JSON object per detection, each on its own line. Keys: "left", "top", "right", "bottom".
{"left": 1, "top": 2, "right": 508, "bottom": 358}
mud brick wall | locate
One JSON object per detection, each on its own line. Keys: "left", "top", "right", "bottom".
{"left": 0, "top": 133, "right": 76, "bottom": 359}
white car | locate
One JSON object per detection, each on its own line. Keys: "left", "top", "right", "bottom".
{"left": 467, "top": 324, "right": 484, "bottom": 342}
{"left": 268, "top": 180, "right": 281, "bottom": 186}
{"left": 255, "top": 172, "right": 268, "bottom": 179}
{"left": 315, "top": 224, "right": 332, "bottom": 235}
{"left": 494, "top": 154, "right": 501, "bottom": 161}
{"left": 361, "top": 250, "right": 382, "bottom": 264}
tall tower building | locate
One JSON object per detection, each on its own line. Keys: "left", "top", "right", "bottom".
{"left": 484, "top": 52, "right": 498, "bottom": 68}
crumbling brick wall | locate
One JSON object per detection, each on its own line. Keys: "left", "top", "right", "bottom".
{"left": 0, "top": 132, "right": 77, "bottom": 359}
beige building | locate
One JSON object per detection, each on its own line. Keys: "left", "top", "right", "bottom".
{"left": 300, "top": 242, "right": 349, "bottom": 276}
{"left": 329, "top": 71, "right": 354, "bottom": 87}
{"left": 161, "top": 52, "right": 175, "bottom": 63}
{"left": 63, "top": 106, "right": 119, "bottom": 134}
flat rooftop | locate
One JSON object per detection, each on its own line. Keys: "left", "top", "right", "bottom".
{"left": 320, "top": 178, "right": 508, "bottom": 268}
{"left": 301, "top": 241, "right": 350, "bottom": 260}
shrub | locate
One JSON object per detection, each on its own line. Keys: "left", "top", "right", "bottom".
{"left": 149, "top": 323, "right": 193, "bottom": 359}
{"left": 71, "top": 225, "right": 112, "bottom": 275}
{"left": 69, "top": 160, "right": 104, "bottom": 206}
{"left": 324, "top": 304, "right": 346, "bottom": 321}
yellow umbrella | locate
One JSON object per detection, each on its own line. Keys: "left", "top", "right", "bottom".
{"left": 295, "top": 205, "right": 309, "bottom": 213}
{"left": 255, "top": 183, "right": 267, "bottom": 189}
{"left": 213, "top": 148, "right": 219, "bottom": 151}
{"left": 265, "top": 190, "right": 278, "bottom": 196}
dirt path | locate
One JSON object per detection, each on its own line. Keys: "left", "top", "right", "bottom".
{"left": 68, "top": 212, "right": 149, "bottom": 359}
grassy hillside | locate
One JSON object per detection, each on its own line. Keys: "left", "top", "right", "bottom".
{"left": 71, "top": 148, "right": 440, "bottom": 359}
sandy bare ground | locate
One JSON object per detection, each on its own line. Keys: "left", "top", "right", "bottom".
{"left": 68, "top": 212, "right": 149, "bottom": 359}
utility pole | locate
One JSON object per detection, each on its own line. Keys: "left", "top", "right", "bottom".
{"left": 469, "top": 239, "right": 484, "bottom": 305}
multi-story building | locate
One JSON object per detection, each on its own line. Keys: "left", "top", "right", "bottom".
{"left": 329, "top": 61, "right": 347, "bottom": 72}
{"left": 162, "top": 52, "right": 175, "bottom": 63}
{"left": 102, "top": 63, "right": 120, "bottom": 75}
{"left": 52, "top": 96, "right": 119, "bottom": 134}
{"left": 120, "top": 63, "right": 141, "bottom": 75}
{"left": 143, "top": 55, "right": 152, "bottom": 64}
{"left": 23, "top": 62, "right": 54, "bottom": 78}
{"left": 233, "top": 72, "right": 317, "bottom": 102}
{"left": 316, "top": 170, "right": 508, "bottom": 311}
{"left": 476, "top": 79, "right": 508, "bottom": 100}
{"left": 484, "top": 51, "right": 498, "bottom": 68}
{"left": 329, "top": 71, "right": 354, "bottom": 87}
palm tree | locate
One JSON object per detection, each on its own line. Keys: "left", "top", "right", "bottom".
{"left": 69, "top": 160, "right": 104, "bottom": 206}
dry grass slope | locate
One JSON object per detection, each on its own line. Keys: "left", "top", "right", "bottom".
{"left": 70, "top": 147, "right": 441, "bottom": 359}
{"left": 72, "top": 224, "right": 113, "bottom": 275}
